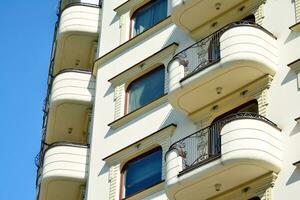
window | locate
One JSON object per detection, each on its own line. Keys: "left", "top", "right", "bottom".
{"left": 121, "top": 148, "right": 162, "bottom": 198}
{"left": 126, "top": 66, "right": 165, "bottom": 113}
{"left": 131, "top": 0, "right": 168, "bottom": 37}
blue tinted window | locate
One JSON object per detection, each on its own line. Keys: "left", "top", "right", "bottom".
{"left": 132, "top": 0, "right": 167, "bottom": 36}
{"left": 124, "top": 148, "right": 162, "bottom": 197}
{"left": 128, "top": 66, "right": 165, "bottom": 113}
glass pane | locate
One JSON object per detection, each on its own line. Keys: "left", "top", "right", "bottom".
{"left": 128, "top": 67, "right": 165, "bottom": 112}
{"left": 124, "top": 149, "right": 162, "bottom": 197}
{"left": 133, "top": 0, "right": 167, "bottom": 36}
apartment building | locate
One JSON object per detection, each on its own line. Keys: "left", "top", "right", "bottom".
{"left": 36, "top": 0, "right": 300, "bottom": 200}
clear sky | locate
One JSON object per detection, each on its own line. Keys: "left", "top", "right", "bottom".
{"left": 0, "top": 1, "right": 58, "bottom": 199}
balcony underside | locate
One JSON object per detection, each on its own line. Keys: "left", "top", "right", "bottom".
{"left": 168, "top": 24, "right": 278, "bottom": 117}
{"left": 54, "top": 5, "right": 100, "bottom": 74}
{"left": 171, "top": 0, "right": 264, "bottom": 37}
{"left": 38, "top": 144, "right": 88, "bottom": 200}
{"left": 45, "top": 70, "right": 95, "bottom": 144}
{"left": 165, "top": 116, "right": 282, "bottom": 200}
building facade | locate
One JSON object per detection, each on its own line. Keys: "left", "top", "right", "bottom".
{"left": 36, "top": 0, "right": 300, "bottom": 199}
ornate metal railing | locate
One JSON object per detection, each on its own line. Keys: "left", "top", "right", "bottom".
{"left": 168, "top": 112, "right": 279, "bottom": 174}
{"left": 35, "top": 1, "right": 100, "bottom": 199}
{"left": 173, "top": 21, "right": 275, "bottom": 82}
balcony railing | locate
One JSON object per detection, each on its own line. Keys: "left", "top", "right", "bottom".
{"left": 168, "top": 112, "right": 279, "bottom": 175}
{"left": 174, "top": 21, "right": 275, "bottom": 82}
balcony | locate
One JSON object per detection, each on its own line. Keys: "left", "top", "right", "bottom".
{"left": 165, "top": 112, "right": 282, "bottom": 200}
{"left": 45, "top": 69, "right": 95, "bottom": 144}
{"left": 37, "top": 143, "right": 89, "bottom": 200}
{"left": 170, "top": 0, "right": 262, "bottom": 37}
{"left": 53, "top": 0, "right": 101, "bottom": 74}
{"left": 168, "top": 22, "right": 277, "bottom": 116}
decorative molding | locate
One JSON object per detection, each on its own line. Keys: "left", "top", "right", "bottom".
{"left": 293, "top": 160, "right": 300, "bottom": 167}
{"left": 289, "top": 22, "right": 300, "bottom": 32}
{"left": 93, "top": 17, "right": 172, "bottom": 75}
{"left": 103, "top": 124, "right": 176, "bottom": 163}
{"left": 290, "top": 0, "right": 300, "bottom": 31}
{"left": 108, "top": 43, "right": 178, "bottom": 86}
{"left": 212, "top": 173, "right": 278, "bottom": 200}
{"left": 189, "top": 75, "right": 273, "bottom": 123}
{"left": 109, "top": 94, "right": 168, "bottom": 129}
{"left": 104, "top": 124, "right": 176, "bottom": 199}
{"left": 288, "top": 58, "right": 300, "bottom": 73}
{"left": 288, "top": 58, "right": 300, "bottom": 89}
{"left": 296, "top": 0, "right": 300, "bottom": 23}
{"left": 253, "top": 1, "right": 265, "bottom": 25}
{"left": 109, "top": 43, "right": 178, "bottom": 125}
{"left": 114, "top": 0, "right": 149, "bottom": 16}
{"left": 114, "top": 84, "right": 126, "bottom": 120}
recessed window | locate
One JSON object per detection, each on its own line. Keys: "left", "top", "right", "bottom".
{"left": 126, "top": 66, "right": 165, "bottom": 113}
{"left": 121, "top": 147, "right": 162, "bottom": 198}
{"left": 131, "top": 0, "right": 168, "bottom": 37}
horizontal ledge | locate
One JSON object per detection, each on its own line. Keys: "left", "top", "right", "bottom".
{"left": 93, "top": 16, "right": 172, "bottom": 74}
{"left": 103, "top": 123, "right": 177, "bottom": 161}
{"left": 295, "top": 116, "right": 300, "bottom": 123}
{"left": 108, "top": 94, "right": 168, "bottom": 129}
{"left": 108, "top": 43, "right": 178, "bottom": 85}
{"left": 293, "top": 160, "right": 300, "bottom": 167}
{"left": 289, "top": 21, "right": 300, "bottom": 32}
{"left": 122, "top": 180, "right": 165, "bottom": 200}
{"left": 288, "top": 58, "right": 300, "bottom": 72}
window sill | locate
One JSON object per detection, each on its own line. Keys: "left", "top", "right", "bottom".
{"left": 93, "top": 17, "right": 172, "bottom": 75}
{"left": 122, "top": 180, "right": 164, "bottom": 200}
{"left": 289, "top": 22, "right": 300, "bottom": 32}
{"left": 287, "top": 58, "right": 300, "bottom": 89}
{"left": 108, "top": 94, "right": 168, "bottom": 129}
{"left": 295, "top": 117, "right": 300, "bottom": 123}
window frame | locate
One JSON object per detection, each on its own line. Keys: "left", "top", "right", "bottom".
{"left": 129, "top": 0, "right": 168, "bottom": 38}
{"left": 119, "top": 147, "right": 163, "bottom": 199}
{"left": 125, "top": 65, "right": 165, "bottom": 114}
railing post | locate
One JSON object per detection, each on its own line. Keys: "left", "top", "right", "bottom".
{"left": 165, "top": 149, "right": 183, "bottom": 186}
{"left": 168, "top": 57, "right": 186, "bottom": 91}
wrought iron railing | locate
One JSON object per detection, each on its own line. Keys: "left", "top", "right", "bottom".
{"left": 35, "top": 1, "right": 100, "bottom": 199}
{"left": 173, "top": 21, "right": 275, "bottom": 82}
{"left": 168, "top": 112, "right": 279, "bottom": 174}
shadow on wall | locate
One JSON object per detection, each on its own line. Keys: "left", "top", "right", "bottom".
{"left": 281, "top": 69, "right": 296, "bottom": 86}
{"left": 286, "top": 167, "right": 300, "bottom": 185}
{"left": 284, "top": 30, "right": 300, "bottom": 44}
{"left": 290, "top": 123, "right": 300, "bottom": 136}
{"left": 98, "top": 162, "right": 109, "bottom": 176}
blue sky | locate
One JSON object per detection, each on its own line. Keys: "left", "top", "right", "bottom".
{"left": 0, "top": 1, "right": 58, "bottom": 199}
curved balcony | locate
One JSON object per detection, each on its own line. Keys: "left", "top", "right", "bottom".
{"left": 165, "top": 113, "right": 282, "bottom": 200}
{"left": 45, "top": 69, "right": 95, "bottom": 144}
{"left": 37, "top": 143, "right": 89, "bottom": 200}
{"left": 170, "top": 0, "right": 260, "bottom": 36}
{"left": 168, "top": 22, "right": 278, "bottom": 117}
{"left": 53, "top": 2, "right": 101, "bottom": 74}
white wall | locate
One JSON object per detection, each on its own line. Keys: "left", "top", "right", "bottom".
{"left": 87, "top": 0, "right": 300, "bottom": 199}
{"left": 263, "top": 1, "right": 300, "bottom": 199}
